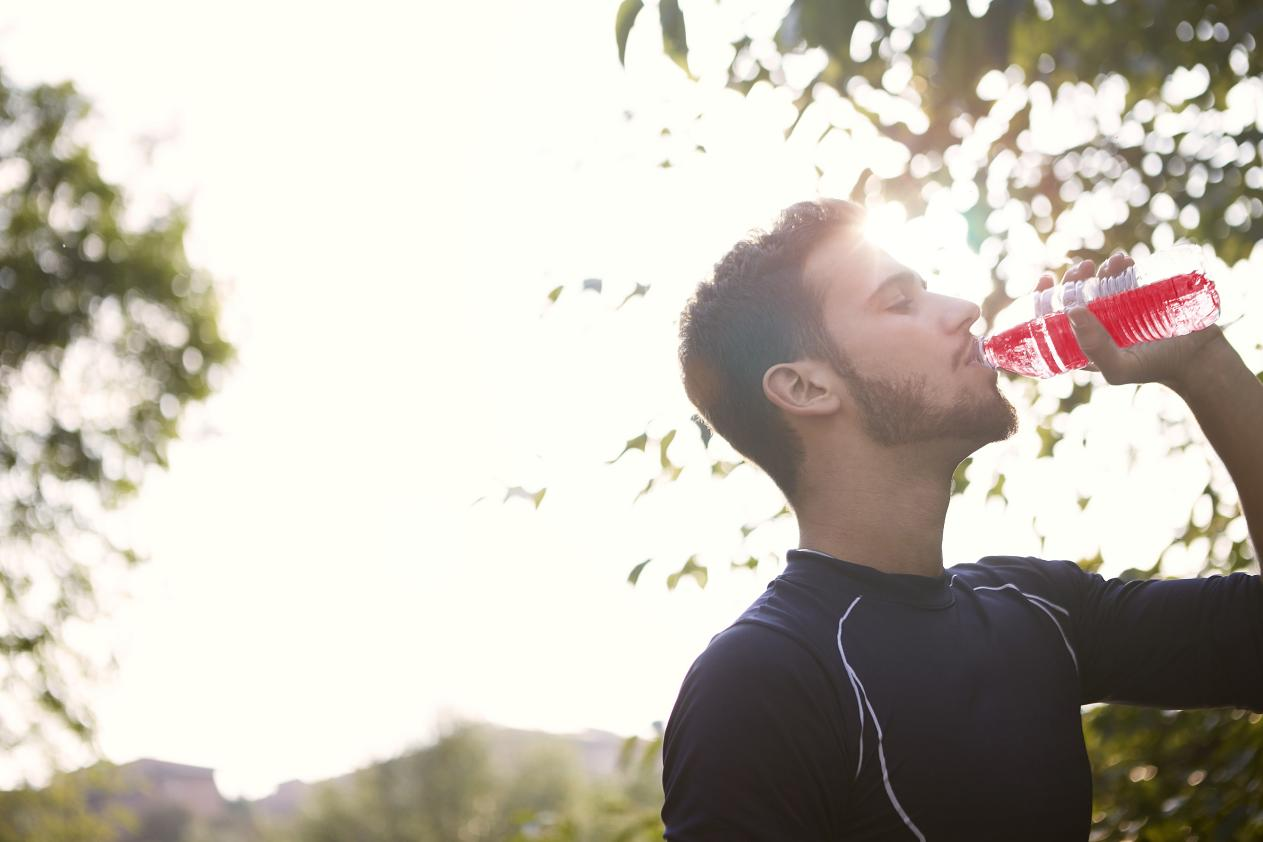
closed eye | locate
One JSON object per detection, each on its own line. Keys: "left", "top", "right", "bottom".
{"left": 874, "top": 271, "right": 929, "bottom": 312}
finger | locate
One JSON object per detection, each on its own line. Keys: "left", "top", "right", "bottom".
{"left": 1061, "top": 258, "right": 1096, "bottom": 285}
{"left": 1067, "top": 305, "right": 1120, "bottom": 371}
{"left": 1100, "top": 251, "right": 1135, "bottom": 279}
{"left": 1035, "top": 272, "right": 1055, "bottom": 293}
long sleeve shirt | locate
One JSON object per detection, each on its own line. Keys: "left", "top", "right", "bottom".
{"left": 661, "top": 548, "right": 1263, "bottom": 840}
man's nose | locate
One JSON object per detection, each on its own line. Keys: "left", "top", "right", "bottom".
{"left": 938, "top": 294, "right": 982, "bottom": 333}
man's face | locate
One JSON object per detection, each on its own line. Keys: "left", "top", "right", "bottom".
{"left": 802, "top": 228, "right": 1018, "bottom": 448}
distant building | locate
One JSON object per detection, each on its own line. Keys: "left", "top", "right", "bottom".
{"left": 110, "top": 759, "right": 226, "bottom": 820}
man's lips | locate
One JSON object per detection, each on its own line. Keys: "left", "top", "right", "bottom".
{"left": 959, "top": 337, "right": 991, "bottom": 370}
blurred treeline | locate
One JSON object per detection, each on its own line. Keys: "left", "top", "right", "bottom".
{"left": 0, "top": 723, "right": 664, "bottom": 842}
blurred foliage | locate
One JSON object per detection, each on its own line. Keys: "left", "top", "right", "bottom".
{"left": 0, "top": 764, "right": 132, "bottom": 842}
{"left": 0, "top": 67, "right": 234, "bottom": 758}
{"left": 261, "top": 723, "right": 664, "bottom": 842}
{"left": 1083, "top": 706, "right": 1263, "bottom": 840}
{"left": 599, "top": 0, "right": 1263, "bottom": 837}
{"left": 0, "top": 725, "right": 665, "bottom": 842}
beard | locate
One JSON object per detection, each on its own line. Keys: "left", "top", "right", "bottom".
{"left": 841, "top": 368, "right": 1018, "bottom": 447}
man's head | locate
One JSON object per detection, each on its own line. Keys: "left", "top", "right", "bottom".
{"left": 677, "top": 198, "right": 1017, "bottom": 508}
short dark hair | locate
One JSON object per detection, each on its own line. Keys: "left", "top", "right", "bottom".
{"left": 677, "top": 199, "right": 865, "bottom": 508}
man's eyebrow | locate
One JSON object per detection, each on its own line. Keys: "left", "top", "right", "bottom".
{"left": 867, "top": 270, "right": 928, "bottom": 303}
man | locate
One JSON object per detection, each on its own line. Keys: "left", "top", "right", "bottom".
{"left": 662, "top": 198, "right": 1262, "bottom": 840}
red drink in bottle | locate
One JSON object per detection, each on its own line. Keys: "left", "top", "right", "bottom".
{"left": 978, "top": 268, "right": 1220, "bottom": 379}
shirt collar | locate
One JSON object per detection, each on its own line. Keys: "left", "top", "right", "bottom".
{"left": 788, "top": 547, "right": 955, "bottom": 609}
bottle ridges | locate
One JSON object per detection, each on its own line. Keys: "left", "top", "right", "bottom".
{"left": 982, "top": 272, "right": 1220, "bottom": 378}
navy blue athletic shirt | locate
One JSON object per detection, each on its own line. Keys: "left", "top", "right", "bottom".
{"left": 661, "top": 549, "right": 1263, "bottom": 840}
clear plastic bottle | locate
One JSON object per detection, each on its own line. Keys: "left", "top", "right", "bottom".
{"left": 975, "top": 244, "right": 1221, "bottom": 379}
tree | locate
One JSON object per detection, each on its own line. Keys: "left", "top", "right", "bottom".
{"left": 0, "top": 764, "right": 131, "bottom": 842}
{"left": 0, "top": 68, "right": 234, "bottom": 763}
{"left": 591, "top": 0, "right": 1263, "bottom": 836}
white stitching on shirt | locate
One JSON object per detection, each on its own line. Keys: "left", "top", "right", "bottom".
{"left": 972, "top": 583, "right": 1079, "bottom": 677}
{"left": 836, "top": 597, "right": 928, "bottom": 842}
{"left": 836, "top": 597, "right": 866, "bottom": 781}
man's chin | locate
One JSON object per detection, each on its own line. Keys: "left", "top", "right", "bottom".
{"left": 847, "top": 369, "right": 1017, "bottom": 447}
{"left": 952, "top": 390, "right": 1018, "bottom": 446}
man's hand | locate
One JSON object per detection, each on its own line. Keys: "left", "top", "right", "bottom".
{"left": 1035, "top": 252, "right": 1230, "bottom": 390}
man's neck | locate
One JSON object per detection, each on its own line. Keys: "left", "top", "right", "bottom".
{"left": 794, "top": 445, "right": 958, "bottom": 579}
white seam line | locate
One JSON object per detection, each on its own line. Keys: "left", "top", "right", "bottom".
{"left": 971, "top": 583, "right": 1079, "bottom": 676}
{"left": 1019, "top": 592, "right": 1070, "bottom": 617}
{"left": 1024, "top": 599, "right": 1080, "bottom": 677}
{"left": 972, "top": 583, "right": 1070, "bottom": 616}
{"left": 850, "top": 661, "right": 928, "bottom": 841}
{"left": 837, "top": 597, "right": 927, "bottom": 841}
{"left": 836, "top": 597, "right": 865, "bottom": 781}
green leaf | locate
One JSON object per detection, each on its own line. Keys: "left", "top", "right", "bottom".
{"left": 659, "top": 429, "right": 676, "bottom": 469}
{"left": 666, "top": 555, "right": 708, "bottom": 590}
{"left": 503, "top": 486, "right": 547, "bottom": 509}
{"left": 617, "top": 283, "right": 651, "bottom": 309}
{"left": 951, "top": 456, "right": 973, "bottom": 496}
{"left": 607, "top": 433, "right": 649, "bottom": 464}
{"left": 615, "top": 0, "right": 644, "bottom": 66}
{"left": 1035, "top": 424, "right": 1060, "bottom": 459}
{"left": 627, "top": 558, "right": 652, "bottom": 586}
{"left": 730, "top": 556, "right": 759, "bottom": 572}
{"left": 659, "top": 0, "right": 690, "bottom": 75}
{"left": 634, "top": 477, "right": 654, "bottom": 501}
{"left": 547, "top": 285, "right": 563, "bottom": 303}
{"left": 1079, "top": 552, "right": 1105, "bottom": 574}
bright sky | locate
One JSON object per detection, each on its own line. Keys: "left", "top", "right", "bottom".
{"left": 0, "top": 0, "right": 1259, "bottom": 802}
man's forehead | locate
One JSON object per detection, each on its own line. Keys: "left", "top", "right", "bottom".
{"left": 803, "top": 229, "right": 888, "bottom": 301}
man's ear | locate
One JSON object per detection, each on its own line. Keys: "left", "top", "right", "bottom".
{"left": 763, "top": 360, "right": 842, "bottom": 418}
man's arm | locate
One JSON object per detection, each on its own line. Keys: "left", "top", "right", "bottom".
{"left": 1067, "top": 303, "right": 1261, "bottom": 559}
{"left": 1056, "top": 250, "right": 1260, "bottom": 556}
{"left": 1167, "top": 337, "right": 1263, "bottom": 558}
{"left": 1054, "top": 257, "right": 1263, "bottom": 710}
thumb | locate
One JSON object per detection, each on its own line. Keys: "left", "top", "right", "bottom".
{"left": 1067, "top": 306, "right": 1118, "bottom": 367}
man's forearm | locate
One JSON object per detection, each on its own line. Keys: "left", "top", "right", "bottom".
{"left": 1170, "top": 337, "right": 1263, "bottom": 560}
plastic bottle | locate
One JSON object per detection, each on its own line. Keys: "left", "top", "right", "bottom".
{"left": 975, "top": 244, "right": 1221, "bottom": 378}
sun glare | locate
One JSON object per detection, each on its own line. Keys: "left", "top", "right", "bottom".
{"left": 861, "top": 200, "right": 933, "bottom": 275}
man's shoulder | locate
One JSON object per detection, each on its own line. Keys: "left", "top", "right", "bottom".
{"left": 667, "top": 619, "right": 854, "bottom": 761}
{"left": 689, "top": 619, "right": 824, "bottom": 683}
{"left": 948, "top": 554, "right": 1089, "bottom": 593}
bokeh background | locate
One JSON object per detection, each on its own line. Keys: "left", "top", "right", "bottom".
{"left": 0, "top": 0, "right": 1261, "bottom": 839}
